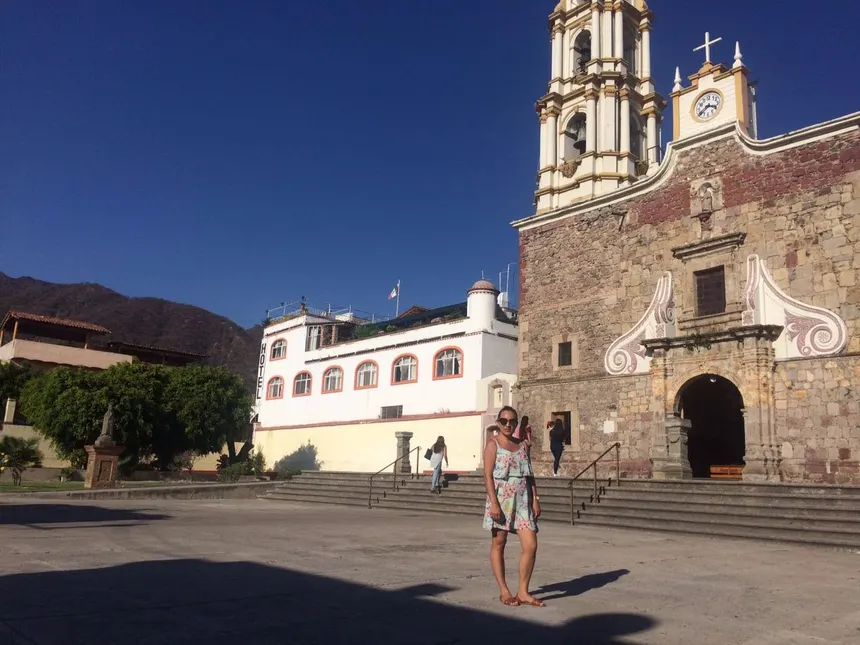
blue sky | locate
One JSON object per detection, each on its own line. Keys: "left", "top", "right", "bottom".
{"left": 3, "top": 0, "right": 858, "bottom": 328}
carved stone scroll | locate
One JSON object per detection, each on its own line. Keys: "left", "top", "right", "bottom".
{"left": 604, "top": 272, "right": 676, "bottom": 376}
{"left": 742, "top": 254, "right": 848, "bottom": 359}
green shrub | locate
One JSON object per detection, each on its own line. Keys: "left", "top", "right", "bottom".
{"left": 217, "top": 462, "right": 247, "bottom": 483}
{"left": 273, "top": 442, "right": 321, "bottom": 477}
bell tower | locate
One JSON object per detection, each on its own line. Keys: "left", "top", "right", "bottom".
{"left": 534, "top": 0, "right": 666, "bottom": 214}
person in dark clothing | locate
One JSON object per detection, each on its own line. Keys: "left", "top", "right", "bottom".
{"left": 549, "top": 419, "right": 565, "bottom": 476}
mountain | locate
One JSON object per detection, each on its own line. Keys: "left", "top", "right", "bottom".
{"left": 0, "top": 273, "right": 261, "bottom": 386}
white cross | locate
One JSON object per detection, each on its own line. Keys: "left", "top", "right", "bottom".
{"left": 693, "top": 32, "right": 722, "bottom": 65}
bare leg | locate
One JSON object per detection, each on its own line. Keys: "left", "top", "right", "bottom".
{"left": 515, "top": 529, "right": 543, "bottom": 604}
{"left": 489, "top": 529, "right": 514, "bottom": 601}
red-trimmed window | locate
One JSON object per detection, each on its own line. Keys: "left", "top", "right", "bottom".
{"left": 322, "top": 367, "right": 344, "bottom": 393}
{"left": 293, "top": 372, "right": 312, "bottom": 397}
{"left": 392, "top": 354, "right": 418, "bottom": 384}
{"left": 355, "top": 361, "right": 378, "bottom": 389}
{"left": 270, "top": 339, "right": 287, "bottom": 361}
{"left": 266, "top": 377, "right": 284, "bottom": 400}
{"left": 434, "top": 347, "right": 463, "bottom": 380}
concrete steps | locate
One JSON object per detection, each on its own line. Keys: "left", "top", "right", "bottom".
{"left": 259, "top": 471, "right": 860, "bottom": 549}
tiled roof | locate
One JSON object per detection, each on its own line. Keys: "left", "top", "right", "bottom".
{"left": 1, "top": 310, "right": 111, "bottom": 335}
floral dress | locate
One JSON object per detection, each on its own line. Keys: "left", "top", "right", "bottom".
{"left": 483, "top": 439, "right": 537, "bottom": 533}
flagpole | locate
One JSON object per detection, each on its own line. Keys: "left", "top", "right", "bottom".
{"left": 395, "top": 279, "right": 401, "bottom": 317}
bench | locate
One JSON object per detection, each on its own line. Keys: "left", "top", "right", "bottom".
{"left": 710, "top": 465, "right": 744, "bottom": 480}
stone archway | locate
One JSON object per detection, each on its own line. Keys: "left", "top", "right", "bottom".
{"left": 675, "top": 374, "right": 745, "bottom": 479}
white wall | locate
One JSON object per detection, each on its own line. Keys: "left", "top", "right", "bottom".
{"left": 256, "top": 315, "right": 517, "bottom": 430}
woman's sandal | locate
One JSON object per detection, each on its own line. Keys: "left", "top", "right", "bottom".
{"left": 515, "top": 596, "right": 546, "bottom": 607}
{"left": 499, "top": 594, "right": 521, "bottom": 606}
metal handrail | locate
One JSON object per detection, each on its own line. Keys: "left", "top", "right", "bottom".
{"left": 567, "top": 442, "right": 621, "bottom": 525}
{"left": 368, "top": 446, "right": 421, "bottom": 509}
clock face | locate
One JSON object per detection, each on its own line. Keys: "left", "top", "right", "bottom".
{"left": 694, "top": 91, "right": 722, "bottom": 121}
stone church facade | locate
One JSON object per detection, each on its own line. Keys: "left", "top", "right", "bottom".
{"left": 514, "top": 0, "right": 860, "bottom": 483}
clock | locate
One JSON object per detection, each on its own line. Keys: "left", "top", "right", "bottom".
{"left": 693, "top": 91, "right": 723, "bottom": 121}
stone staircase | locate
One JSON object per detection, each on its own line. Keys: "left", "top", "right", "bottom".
{"left": 259, "top": 471, "right": 860, "bottom": 550}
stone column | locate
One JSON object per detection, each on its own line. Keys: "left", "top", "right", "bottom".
{"left": 602, "top": 88, "right": 617, "bottom": 151}
{"left": 652, "top": 415, "right": 692, "bottom": 479}
{"left": 4, "top": 398, "right": 15, "bottom": 424}
{"left": 646, "top": 111, "right": 658, "bottom": 163}
{"left": 619, "top": 89, "right": 631, "bottom": 154}
{"left": 539, "top": 112, "right": 548, "bottom": 168}
{"left": 641, "top": 26, "right": 652, "bottom": 78}
{"left": 546, "top": 110, "right": 558, "bottom": 167}
{"left": 394, "top": 431, "right": 414, "bottom": 475}
{"left": 551, "top": 25, "right": 564, "bottom": 80}
{"left": 591, "top": 5, "right": 601, "bottom": 64}
{"left": 614, "top": 6, "right": 624, "bottom": 59}
{"left": 602, "top": 4, "right": 613, "bottom": 59}
{"left": 586, "top": 91, "right": 598, "bottom": 152}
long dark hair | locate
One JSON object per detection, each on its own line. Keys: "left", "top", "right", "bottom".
{"left": 551, "top": 419, "right": 565, "bottom": 440}
{"left": 520, "top": 415, "right": 530, "bottom": 429}
{"left": 433, "top": 436, "right": 445, "bottom": 453}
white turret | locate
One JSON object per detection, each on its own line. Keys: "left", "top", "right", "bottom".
{"left": 467, "top": 280, "right": 499, "bottom": 332}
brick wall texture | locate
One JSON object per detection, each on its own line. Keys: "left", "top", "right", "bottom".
{"left": 516, "top": 123, "right": 860, "bottom": 484}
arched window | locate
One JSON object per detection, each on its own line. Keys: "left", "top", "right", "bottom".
{"left": 572, "top": 30, "right": 591, "bottom": 74}
{"left": 630, "top": 116, "right": 644, "bottom": 161}
{"left": 355, "top": 361, "right": 378, "bottom": 389}
{"left": 323, "top": 367, "right": 343, "bottom": 393}
{"left": 434, "top": 348, "right": 463, "bottom": 380}
{"left": 270, "top": 339, "right": 287, "bottom": 361}
{"left": 293, "top": 372, "right": 312, "bottom": 396}
{"left": 563, "top": 113, "right": 587, "bottom": 161}
{"left": 623, "top": 27, "right": 639, "bottom": 76}
{"left": 392, "top": 355, "right": 418, "bottom": 384}
{"left": 266, "top": 377, "right": 284, "bottom": 400}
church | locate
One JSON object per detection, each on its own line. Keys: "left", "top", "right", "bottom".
{"left": 514, "top": 0, "right": 860, "bottom": 483}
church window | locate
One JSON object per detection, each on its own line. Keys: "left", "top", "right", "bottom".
{"left": 623, "top": 28, "right": 639, "bottom": 76}
{"left": 266, "top": 377, "right": 284, "bottom": 400}
{"left": 270, "top": 339, "right": 287, "bottom": 361}
{"left": 434, "top": 347, "right": 463, "bottom": 379}
{"left": 293, "top": 372, "right": 312, "bottom": 396}
{"left": 392, "top": 354, "right": 418, "bottom": 384}
{"left": 564, "top": 113, "right": 587, "bottom": 160}
{"left": 305, "top": 326, "right": 322, "bottom": 351}
{"left": 557, "top": 341, "right": 573, "bottom": 367}
{"left": 572, "top": 30, "right": 591, "bottom": 74}
{"left": 322, "top": 367, "right": 343, "bottom": 393}
{"left": 381, "top": 405, "right": 403, "bottom": 419}
{"left": 695, "top": 266, "right": 727, "bottom": 317}
{"left": 356, "top": 361, "right": 378, "bottom": 389}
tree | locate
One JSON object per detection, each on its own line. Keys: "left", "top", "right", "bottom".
{"left": 0, "top": 362, "right": 33, "bottom": 406}
{"left": 273, "top": 442, "right": 322, "bottom": 477}
{"left": 0, "top": 436, "right": 43, "bottom": 486}
{"left": 19, "top": 362, "right": 253, "bottom": 473}
{"left": 165, "top": 365, "right": 252, "bottom": 464}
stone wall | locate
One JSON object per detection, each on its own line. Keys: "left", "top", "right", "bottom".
{"left": 516, "top": 122, "right": 860, "bottom": 482}
{"left": 775, "top": 356, "right": 860, "bottom": 483}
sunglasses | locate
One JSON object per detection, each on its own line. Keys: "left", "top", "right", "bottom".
{"left": 497, "top": 418, "right": 518, "bottom": 427}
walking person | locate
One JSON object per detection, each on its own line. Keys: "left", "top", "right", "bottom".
{"left": 483, "top": 406, "right": 545, "bottom": 607}
{"left": 430, "top": 436, "right": 448, "bottom": 494}
{"left": 550, "top": 419, "right": 565, "bottom": 476}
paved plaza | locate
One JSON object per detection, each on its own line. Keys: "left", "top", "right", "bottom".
{"left": 0, "top": 498, "right": 858, "bottom": 644}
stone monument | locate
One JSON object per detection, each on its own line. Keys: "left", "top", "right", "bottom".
{"left": 394, "top": 431, "right": 413, "bottom": 475}
{"left": 84, "top": 403, "right": 124, "bottom": 489}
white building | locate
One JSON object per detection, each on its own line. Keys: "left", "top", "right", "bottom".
{"left": 253, "top": 280, "right": 518, "bottom": 473}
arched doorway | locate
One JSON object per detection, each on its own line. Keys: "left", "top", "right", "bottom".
{"left": 676, "top": 374, "right": 745, "bottom": 479}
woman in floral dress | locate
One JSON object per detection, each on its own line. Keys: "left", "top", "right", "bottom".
{"left": 483, "top": 405, "right": 544, "bottom": 607}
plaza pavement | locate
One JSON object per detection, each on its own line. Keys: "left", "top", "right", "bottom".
{"left": 0, "top": 498, "right": 857, "bottom": 644}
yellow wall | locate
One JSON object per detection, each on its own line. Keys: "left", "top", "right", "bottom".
{"left": 0, "top": 423, "right": 238, "bottom": 474}
{"left": 254, "top": 414, "right": 485, "bottom": 473}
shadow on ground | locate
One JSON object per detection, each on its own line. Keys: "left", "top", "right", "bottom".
{"left": 535, "top": 569, "right": 631, "bottom": 600}
{"left": 0, "top": 503, "right": 170, "bottom": 527}
{"left": 0, "top": 559, "right": 657, "bottom": 645}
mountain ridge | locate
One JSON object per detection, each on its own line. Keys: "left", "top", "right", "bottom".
{"left": 0, "top": 272, "right": 261, "bottom": 386}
